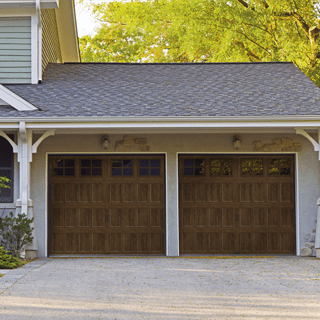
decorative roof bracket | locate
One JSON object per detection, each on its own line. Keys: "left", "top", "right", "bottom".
{"left": 295, "top": 128, "right": 320, "bottom": 160}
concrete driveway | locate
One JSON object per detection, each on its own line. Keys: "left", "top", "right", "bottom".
{"left": 0, "top": 256, "right": 320, "bottom": 319}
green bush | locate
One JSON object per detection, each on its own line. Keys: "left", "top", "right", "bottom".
{"left": 0, "top": 212, "right": 34, "bottom": 258}
{"left": 0, "top": 246, "right": 22, "bottom": 269}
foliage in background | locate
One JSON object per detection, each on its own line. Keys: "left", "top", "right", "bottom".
{"left": 0, "top": 246, "right": 22, "bottom": 269}
{"left": 79, "top": 0, "right": 320, "bottom": 86}
{"left": 0, "top": 177, "right": 10, "bottom": 193}
{"left": 0, "top": 213, "right": 34, "bottom": 258}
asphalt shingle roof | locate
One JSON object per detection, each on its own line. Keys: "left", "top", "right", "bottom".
{"left": 1, "top": 62, "right": 320, "bottom": 118}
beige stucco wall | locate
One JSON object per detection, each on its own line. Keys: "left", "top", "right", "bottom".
{"left": 27, "top": 132, "right": 319, "bottom": 257}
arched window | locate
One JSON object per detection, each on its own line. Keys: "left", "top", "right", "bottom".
{"left": 0, "top": 135, "right": 14, "bottom": 203}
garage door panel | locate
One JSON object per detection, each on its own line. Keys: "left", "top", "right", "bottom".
{"left": 254, "top": 183, "right": 267, "bottom": 202}
{"left": 253, "top": 233, "right": 267, "bottom": 253}
{"left": 268, "top": 183, "right": 279, "bottom": 202}
{"left": 209, "top": 183, "right": 221, "bottom": 202}
{"left": 110, "top": 208, "right": 122, "bottom": 227}
{"left": 253, "top": 208, "right": 267, "bottom": 227}
{"left": 181, "top": 233, "right": 194, "bottom": 252}
{"left": 137, "top": 233, "right": 149, "bottom": 253}
{"left": 92, "top": 183, "right": 104, "bottom": 202}
{"left": 240, "top": 183, "right": 252, "bottom": 202}
{"left": 240, "top": 232, "right": 252, "bottom": 253}
{"left": 195, "top": 183, "right": 207, "bottom": 202}
{"left": 150, "top": 183, "right": 162, "bottom": 202}
{"left": 150, "top": 208, "right": 164, "bottom": 228}
{"left": 123, "top": 183, "right": 135, "bottom": 202}
{"left": 240, "top": 208, "right": 253, "bottom": 227}
{"left": 222, "top": 233, "right": 236, "bottom": 253}
{"left": 181, "top": 183, "right": 195, "bottom": 202}
{"left": 280, "top": 208, "right": 294, "bottom": 227}
{"left": 65, "top": 183, "right": 77, "bottom": 202}
{"left": 52, "top": 183, "right": 65, "bottom": 202}
{"left": 138, "top": 183, "right": 148, "bottom": 202}
{"left": 92, "top": 233, "right": 105, "bottom": 253}
{"left": 138, "top": 208, "right": 149, "bottom": 227}
{"left": 51, "top": 233, "right": 65, "bottom": 253}
{"left": 267, "top": 233, "right": 280, "bottom": 253}
{"left": 110, "top": 183, "right": 122, "bottom": 202}
{"left": 179, "top": 155, "right": 295, "bottom": 255}
{"left": 281, "top": 233, "right": 294, "bottom": 253}
{"left": 92, "top": 208, "right": 104, "bottom": 227}
{"left": 209, "top": 208, "right": 222, "bottom": 227}
{"left": 209, "top": 233, "right": 222, "bottom": 252}
{"left": 196, "top": 233, "right": 208, "bottom": 252}
{"left": 123, "top": 208, "right": 135, "bottom": 227}
{"left": 79, "top": 233, "right": 92, "bottom": 253}
{"left": 51, "top": 208, "right": 64, "bottom": 227}
{"left": 222, "top": 208, "right": 235, "bottom": 227}
{"left": 150, "top": 233, "right": 164, "bottom": 253}
{"left": 79, "top": 184, "right": 92, "bottom": 202}
{"left": 195, "top": 208, "right": 207, "bottom": 227}
{"left": 66, "top": 233, "right": 78, "bottom": 253}
{"left": 65, "top": 208, "right": 77, "bottom": 227}
{"left": 123, "top": 233, "right": 136, "bottom": 253}
{"left": 110, "top": 233, "right": 121, "bottom": 253}
{"left": 79, "top": 208, "right": 92, "bottom": 227}
{"left": 281, "top": 183, "right": 294, "bottom": 202}
{"left": 181, "top": 208, "right": 194, "bottom": 227}
{"left": 268, "top": 208, "right": 280, "bottom": 227}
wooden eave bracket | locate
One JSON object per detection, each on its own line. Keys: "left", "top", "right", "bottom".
{"left": 295, "top": 128, "right": 320, "bottom": 160}
{"left": 0, "top": 128, "right": 55, "bottom": 156}
{"left": 0, "top": 85, "right": 38, "bottom": 111}
{"left": 32, "top": 130, "right": 55, "bottom": 154}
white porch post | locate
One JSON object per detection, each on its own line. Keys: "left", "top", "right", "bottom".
{"left": 16, "top": 122, "right": 38, "bottom": 258}
{"left": 166, "top": 151, "right": 179, "bottom": 256}
{"left": 315, "top": 199, "right": 320, "bottom": 258}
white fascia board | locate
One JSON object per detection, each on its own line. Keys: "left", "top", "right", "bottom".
{"left": 0, "top": 85, "right": 38, "bottom": 111}
{"left": 0, "top": 116, "right": 320, "bottom": 129}
{"left": 0, "top": 0, "right": 59, "bottom": 8}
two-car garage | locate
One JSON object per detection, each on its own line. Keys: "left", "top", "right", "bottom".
{"left": 48, "top": 154, "right": 295, "bottom": 256}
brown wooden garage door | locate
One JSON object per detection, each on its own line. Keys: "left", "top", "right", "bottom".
{"left": 49, "top": 155, "right": 165, "bottom": 255}
{"left": 179, "top": 155, "right": 295, "bottom": 254}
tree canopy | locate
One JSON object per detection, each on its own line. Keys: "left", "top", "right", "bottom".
{"left": 79, "top": 0, "right": 320, "bottom": 86}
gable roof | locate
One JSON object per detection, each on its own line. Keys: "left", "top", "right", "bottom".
{"left": 1, "top": 62, "right": 320, "bottom": 118}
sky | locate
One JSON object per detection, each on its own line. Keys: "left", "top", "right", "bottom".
{"left": 75, "top": 0, "right": 114, "bottom": 37}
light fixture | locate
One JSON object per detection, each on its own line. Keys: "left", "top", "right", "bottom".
{"left": 101, "top": 135, "right": 110, "bottom": 149}
{"left": 233, "top": 135, "right": 241, "bottom": 149}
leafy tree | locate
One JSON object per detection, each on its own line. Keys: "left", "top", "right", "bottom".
{"left": 79, "top": 0, "right": 320, "bottom": 86}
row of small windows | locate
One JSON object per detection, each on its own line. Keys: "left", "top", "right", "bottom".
{"left": 53, "top": 159, "right": 161, "bottom": 177}
{"left": 183, "top": 158, "right": 291, "bottom": 176}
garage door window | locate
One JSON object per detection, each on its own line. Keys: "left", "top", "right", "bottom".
{"left": 81, "top": 159, "right": 102, "bottom": 176}
{"left": 139, "top": 159, "right": 160, "bottom": 176}
{"left": 210, "top": 159, "right": 232, "bottom": 176}
{"left": 268, "top": 159, "right": 291, "bottom": 176}
{"left": 53, "top": 159, "right": 75, "bottom": 176}
{"left": 183, "top": 159, "right": 204, "bottom": 176}
{"left": 112, "top": 159, "right": 133, "bottom": 176}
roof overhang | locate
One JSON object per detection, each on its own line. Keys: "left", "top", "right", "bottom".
{"left": 55, "top": 0, "right": 80, "bottom": 62}
{"left": 0, "top": 0, "right": 59, "bottom": 8}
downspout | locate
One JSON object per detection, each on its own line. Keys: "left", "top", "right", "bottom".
{"left": 36, "top": 0, "right": 42, "bottom": 83}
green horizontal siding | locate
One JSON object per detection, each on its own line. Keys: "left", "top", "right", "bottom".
{"left": 0, "top": 18, "right": 31, "bottom": 84}
{"left": 0, "top": 18, "right": 31, "bottom": 27}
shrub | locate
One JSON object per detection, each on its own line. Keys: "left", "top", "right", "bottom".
{"left": 0, "top": 212, "right": 34, "bottom": 258}
{"left": 0, "top": 246, "right": 22, "bottom": 269}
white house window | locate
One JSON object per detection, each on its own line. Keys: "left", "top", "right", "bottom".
{"left": 0, "top": 135, "right": 14, "bottom": 203}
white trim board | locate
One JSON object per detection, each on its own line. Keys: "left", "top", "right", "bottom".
{"left": 0, "top": 85, "right": 38, "bottom": 111}
{"left": 44, "top": 151, "right": 168, "bottom": 257}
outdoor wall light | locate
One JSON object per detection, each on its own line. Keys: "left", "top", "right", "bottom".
{"left": 233, "top": 135, "right": 241, "bottom": 149}
{"left": 101, "top": 135, "right": 110, "bottom": 149}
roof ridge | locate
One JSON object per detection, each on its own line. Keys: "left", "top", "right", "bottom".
{"left": 62, "top": 61, "right": 293, "bottom": 65}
